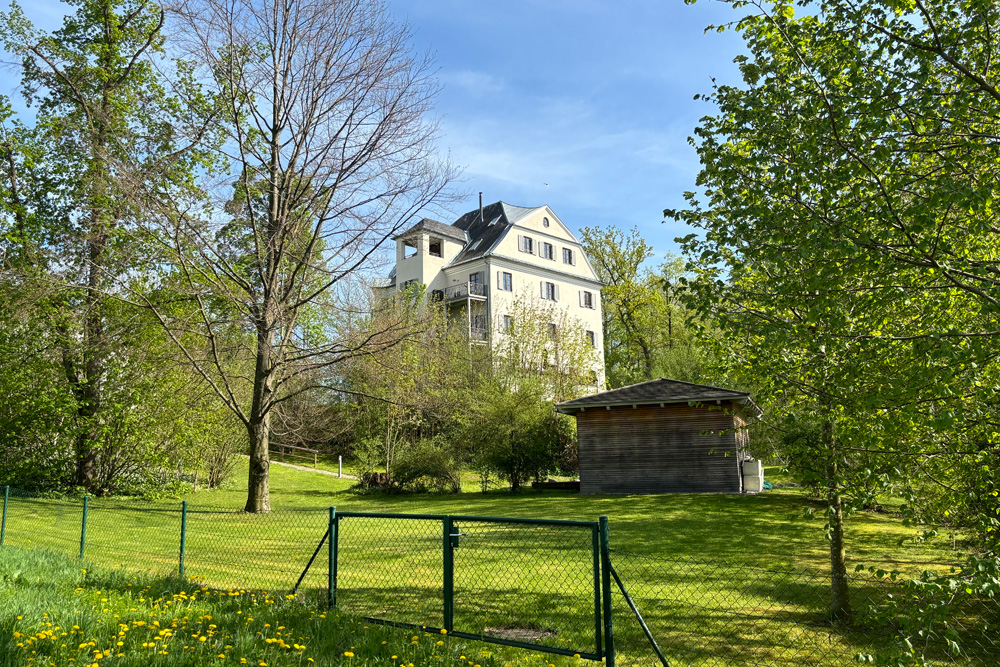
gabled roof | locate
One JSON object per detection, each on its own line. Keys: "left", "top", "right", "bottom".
{"left": 555, "top": 378, "right": 760, "bottom": 415}
{"left": 393, "top": 217, "right": 469, "bottom": 243}
{"left": 448, "top": 201, "right": 543, "bottom": 264}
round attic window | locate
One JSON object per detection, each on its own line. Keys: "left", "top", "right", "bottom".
{"left": 543, "top": 217, "right": 550, "bottom": 228}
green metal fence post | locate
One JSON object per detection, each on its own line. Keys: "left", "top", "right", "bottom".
{"left": 79, "top": 495, "right": 89, "bottom": 560}
{"left": 1, "top": 485, "right": 9, "bottom": 547}
{"left": 179, "top": 501, "right": 187, "bottom": 579}
{"left": 443, "top": 515, "right": 454, "bottom": 632}
{"left": 326, "top": 505, "right": 337, "bottom": 608}
{"left": 332, "top": 508, "right": 339, "bottom": 606}
{"left": 592, "top": 522, "right": 603, "bottom": 657}
{"left": 599, "top": 515, "right": 615, "bottom": 667}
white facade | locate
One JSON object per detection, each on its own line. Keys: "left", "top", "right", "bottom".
{"left": 383, "top": 202, "right": 605, "bottom": 388}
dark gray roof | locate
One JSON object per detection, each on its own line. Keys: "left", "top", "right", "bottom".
{"left": 393, "top": 217, "right": 469, "bottom": 243}
{"left": 449, "top": 201, "right": 542, "bottom": 264}
{"left": 555, "top": 378, "right": 757, "bottom": 413}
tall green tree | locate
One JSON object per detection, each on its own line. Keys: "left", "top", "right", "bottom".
{"left": 580, "top": 226, "right": 704, "bottom": 387}
{"left": 676, "top": 0, "right": 1000, "bottom": 629}
{"left": 0, "top": 0, "right": 207, "bottom": 491}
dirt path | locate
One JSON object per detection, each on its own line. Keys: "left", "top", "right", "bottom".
{"left": 270, "top": 459, "right": 357, "bottom": 480}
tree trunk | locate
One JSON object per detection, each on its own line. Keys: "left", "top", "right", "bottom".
{"left": 828, "top": 486, "right": 851, "bottom": 619}
{"left": 76, "top": 248, "right": 104, "bottom": 490}
{"left": 245, "top": 319, "right": 276, "bottom": 513}
{"left": 245, "top": 416, "right": 271, "bottom": 513}
{"left": 823, "top": 418, "right": 852, "bottom": 620}
{"left": 640, "top": 340, "right": 653, "bottom": 379}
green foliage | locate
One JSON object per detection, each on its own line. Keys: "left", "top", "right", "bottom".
{"left": 674, "top": 0, "right": 1000, "bottom": 654}
{"left": 391, "top": 437, "right": 462, "bottom": 494}
{"left": 0, "top": 0, "right": 214, "bottom": 494}
{"left": 345, "top": 290, "right": 588, "bottom": 493}
{"left": 463, "top": 377, "right": 574, "bottom": 494}
{"left": 579, "top": 226, "right": 706, "bottom": 387}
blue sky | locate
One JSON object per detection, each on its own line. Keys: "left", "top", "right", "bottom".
{"left": 393, "top": 0, "right": 750, "bottom": 262}
{"left": 0, "top": 0, "right": 750, "bottom": 264}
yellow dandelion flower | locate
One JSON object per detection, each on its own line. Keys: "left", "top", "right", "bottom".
{"left": 440, "top": 629, "right": 448, "bottom": 635}
{"left": 344, "top": 652, "right": 354, "bottom": 658}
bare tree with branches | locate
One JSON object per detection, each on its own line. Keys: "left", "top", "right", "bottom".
{"left": 146, "top": 0, "right": 454, "bottom": 511}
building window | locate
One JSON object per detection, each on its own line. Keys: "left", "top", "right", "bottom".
{"left": 562, "top": 248, "right": 575, "bottom": 265}
{"left": 502, "top": 272, "right": 513, "bottom": 291}
{"left": 586, "top": 330, "right": 595, "bottom": 347}
{"left": 402, "top": 279, "right": 416, "bottom": 290}
{"left": 548, "top": 323, "right": 557, "bottom": 339}
{"left": 543, "top": 216, "right": 550, "bottom": 228}
{"left": 503, "top": 315, "right": 513, "bottom": 331}
{"left": 429, "top": 239, "right": 442, "bottom": 257}
{"left": 520, "top": 235, "right": 534, "bottom": 254}
{"left": 470, "top": 271, "right": 481, "bottom": 285}
{"left": 580, "top": 290, "right": 594, "bottom": 309}
{"left": 541, "top": 242, "right": 554, "bottom": 260}
{"left": 542, "top": 281, "right": 557, "bottom": 301}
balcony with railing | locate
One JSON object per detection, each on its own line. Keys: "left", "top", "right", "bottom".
{"left": 470, "top": 326, "right": 489, "bottom": 342}
{"left": 445, "top": 281, "right": 488, "bottom": 301}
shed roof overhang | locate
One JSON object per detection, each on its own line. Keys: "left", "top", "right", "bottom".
{"left": 554, "top": 395, "right": 762, "bottom": 417}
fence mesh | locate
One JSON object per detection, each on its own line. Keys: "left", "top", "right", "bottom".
{"left": 607, "top": 549, "right": 1000, "bottom": 667}
{"left": 2, "top": 487, "right": 998, "bottom": 667}
{"left": 336, "top": 514, "right": 445, "bottom": 628}
{"left": 451, "top": 518, "right": 599, "bottom": 656}
{"left": 0, "top": 487, "right": 332, "bottom": 603}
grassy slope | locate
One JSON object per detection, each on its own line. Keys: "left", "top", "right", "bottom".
{"left": 1, "top": 462, "right": 973, "bottom": 667}
{"left": 187, "top": 459, "right": 955, "bottom": 573}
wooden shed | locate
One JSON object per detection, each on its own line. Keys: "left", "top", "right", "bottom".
{"left": 555, "top": 378, "right": 761, "bottom": 495}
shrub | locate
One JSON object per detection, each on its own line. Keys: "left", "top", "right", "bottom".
{"left": 392, "top": 437, "right": 461, "bottom": 493}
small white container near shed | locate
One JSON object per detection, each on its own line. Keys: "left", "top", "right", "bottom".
{"left": 743, "top": 460, "right": 764, "bottom": 493}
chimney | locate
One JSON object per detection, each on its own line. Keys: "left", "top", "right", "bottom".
{"left": 479, "top": 192, "right": 483, "bottom": 222}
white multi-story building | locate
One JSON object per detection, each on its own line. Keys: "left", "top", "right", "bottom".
{"left": 380, "top": 200, "right": 605, "bottom": 387}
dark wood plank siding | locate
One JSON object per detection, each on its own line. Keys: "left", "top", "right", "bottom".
{"left": 577, "top": 403, "right": 741, "bottom": 494}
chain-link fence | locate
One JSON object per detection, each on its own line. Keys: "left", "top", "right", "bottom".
{"left": 2, "top": 486, "right": 998, "bottom": 667}
{"left": 606, "top": 549, "right": 1000, "bottom": 667}
{"left": 333, "top": 512, "right": 605, "bottom": 660}
{"left": 0, "top": 486, "right": 332, "bottom": 603}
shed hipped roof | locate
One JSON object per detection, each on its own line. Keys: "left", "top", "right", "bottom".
{"left": 555, "top": 378, "right": 761, "bottom": 415}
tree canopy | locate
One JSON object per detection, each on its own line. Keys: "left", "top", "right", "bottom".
{"left": 675, "top": 0, "right": 1000, "bottom": 648}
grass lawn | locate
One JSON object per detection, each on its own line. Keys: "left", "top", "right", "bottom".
{"left": 2, "top": 461, "right": 982, "bottom": 667}
{"left": 181, "top": 458, "right": 956, "bottom": 573}
{"left": 0, "top": 546, "right": 569, "bottom": 667}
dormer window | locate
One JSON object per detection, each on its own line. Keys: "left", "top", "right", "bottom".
{"left": 429, "top": 238, "right": 442, "bottom": 257}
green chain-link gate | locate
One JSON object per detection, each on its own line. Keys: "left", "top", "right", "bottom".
{"left": 300, "top": 511, "right": 616, "bottom": 664}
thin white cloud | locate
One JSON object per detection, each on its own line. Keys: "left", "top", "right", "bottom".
{"left": 440, "top": 70, "right": 506, "bottom": 97}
